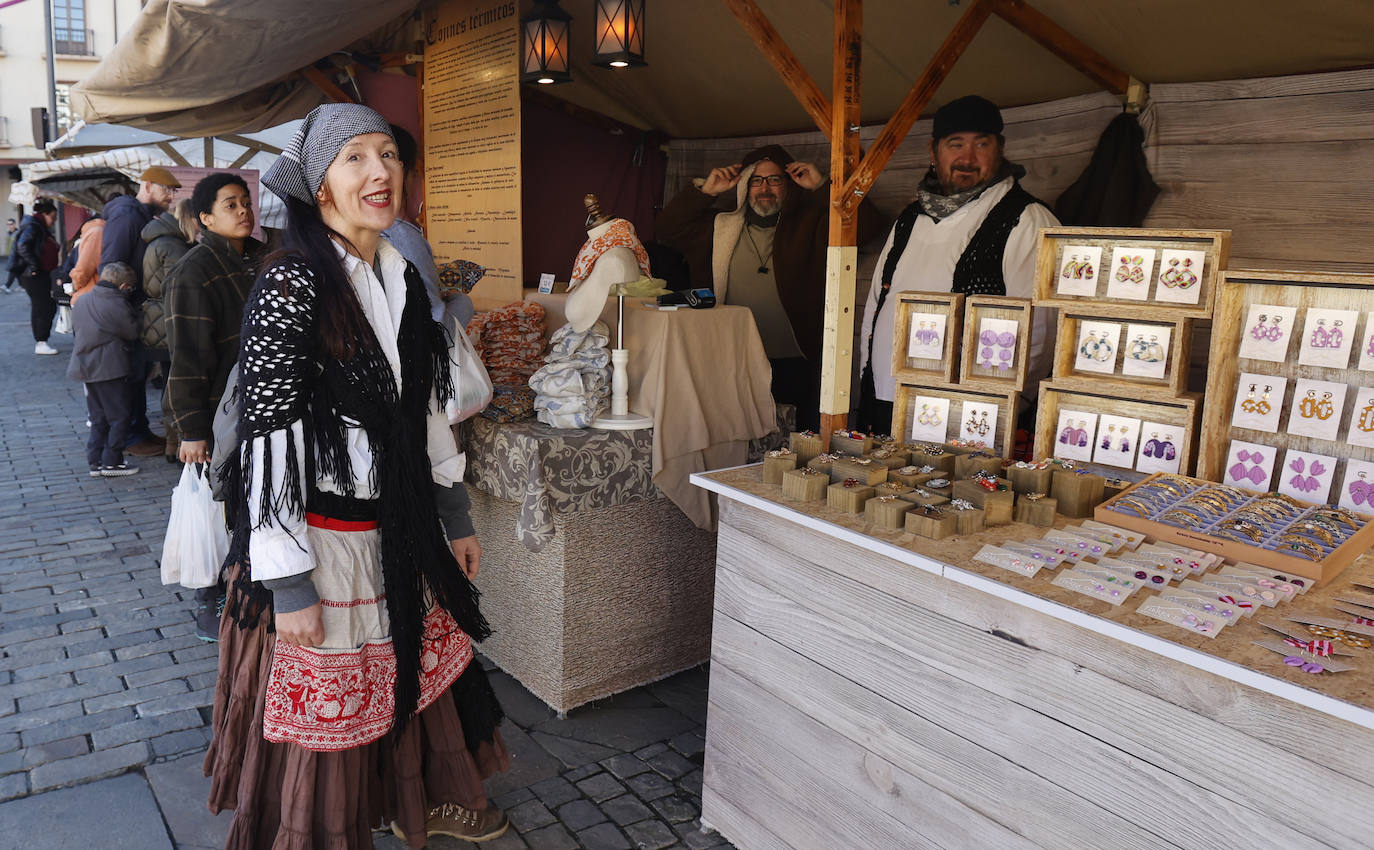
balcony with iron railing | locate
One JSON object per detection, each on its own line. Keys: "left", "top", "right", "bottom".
{"left": 55, "top": 27, "right": 96, "bottom": 57}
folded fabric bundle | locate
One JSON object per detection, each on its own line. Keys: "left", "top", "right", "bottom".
{"left": 530, "top": 321, "right": 613, "bottom": 429}
{"left": 467, "top": 301, "right": 547, "bottom": 395}
{"left": 480, "top": 384, "right": 537, "bottom": 423}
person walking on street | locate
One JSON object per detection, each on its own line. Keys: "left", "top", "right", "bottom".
{"left": 68, "top": 262, "right": 141, "bottom": 477}
{"left": 101, "top": 166, "right": 181, "bottom": 457}
{"left": 143, "top": 199, "right": 199, "bottom": 462}
{"left": 204, "top": 104, "right": 509, "bottom": 847}
{"left": 163, "top": 175, "right": 259, "bottom": 641}
{"left": 2, "top": 217, "right": 17, "bottom": 293}
{"left": 12, "top": 199, "right": 61, "bottom": 355}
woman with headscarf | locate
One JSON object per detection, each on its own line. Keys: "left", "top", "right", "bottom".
{"left": 204, "top": 104, "right": 509, "bottom": 849}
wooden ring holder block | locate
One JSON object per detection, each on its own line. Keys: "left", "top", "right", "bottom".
{"left": 865, "top": 496, "right": 913, "bottom": 530}
{"left": 761, "top": 452, "right": 798, "bottom": 484}
{"left": 827, "top": 482, "right": 875, "bottom": 513}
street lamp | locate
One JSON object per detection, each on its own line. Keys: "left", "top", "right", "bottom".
{"left": 520, "top": 0, "right": 573, "bottom": 85}
{"left": 592, "top": 0, "right": 646, "bottom": 68}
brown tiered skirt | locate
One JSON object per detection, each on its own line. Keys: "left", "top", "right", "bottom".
{"left": 203, "top": 568, "right": 510, "bottom": 850}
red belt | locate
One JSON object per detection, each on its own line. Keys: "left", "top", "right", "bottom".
{"left": 305, "top": 512, "right": 378, "bottom": 532}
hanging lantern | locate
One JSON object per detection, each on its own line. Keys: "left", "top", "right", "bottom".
{"left": 592, "top": 0, "right": 646, "bottom": 68}
{"left": 521, "top": 0, "right": 573, "bottom": 85}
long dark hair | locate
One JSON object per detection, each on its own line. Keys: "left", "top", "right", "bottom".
{"left": 266, "top": 195, "right": 374, "bottom": 360}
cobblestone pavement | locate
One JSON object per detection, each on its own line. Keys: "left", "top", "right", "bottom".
{"left": 0, "top": 295, "right": 733, "bottom": 850}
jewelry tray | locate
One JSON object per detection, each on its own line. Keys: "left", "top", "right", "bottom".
{"left": 1095, "top": 472, "right": 1374, "bottom": 584}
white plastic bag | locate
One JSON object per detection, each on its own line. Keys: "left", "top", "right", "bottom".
{"left": 53, "top": 305, "right": 72, "bottom": 335}
{"left": 160, "top": 463, "right": 230, "bottom": 589}
{"left": 446, "top": 317, "right": 494, "bottom": 424}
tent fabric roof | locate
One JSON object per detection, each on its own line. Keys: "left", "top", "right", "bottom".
{"left": 71, "top": 0, "right": 1374, "bottom": 139}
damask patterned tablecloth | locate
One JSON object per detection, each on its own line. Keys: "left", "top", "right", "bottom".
{"left": 461, "top": 416, "right": 659, "bottom": 552}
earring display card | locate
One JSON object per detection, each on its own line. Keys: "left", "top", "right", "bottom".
{"left": 907, "top": 312, "right": 948, "bottom": 360}
{"left": 1223, "top": 439, "right": 1278, "bottom": 491}
{"left": 1054, "top": 409, "right": 1099, "bottom": 462}
{"left": 1358, "top": 311, "right": 1374, "bottom": 372}
{"left": 1120, "top": 323, "right": 1172, "bottom": 380}
{"left": 1230, "top": 373, "right": 1287, "bottom": 433}
{"left": 1105, "top": 247, "right": 1155, "bottom": 301}
{"left": 975, "top": 317, "right": 1020, "bottom": 373}
{"left": 1056, "top": 245, "right": 1103, "bottom": 297}
{"left": 1136, "top": 421, "right": 1184, "bottom": 475}
{"left": 1154, "top": 249, "right": 1206, "bottom": 305}
{"left": 1349, "top": 386, "right": 1374, "bottom": 449}
{"left": 1338, "top": 459, "right": 1374, "bottom": 513}
{"left": 909, "top": 395, "right": 951, "bottom": 444}
{"left": 1092, "top": 414, "right": 1142, "bottom": 469}
{"left": 1073, "top": 320, "right": 1122, "bottom": 375}
{"left": 1277, "top": 449, "right": 1338, "bottom": 504}
{"left": 1298, "top": 307, "right": 1359, "bottom": 368}
{"left": 1236, "top": 304, "right": 1298, "bottom": 362}
{"left": 959, "top": 401, "right": 998, "bottom": 445}
{"left": 1286, "top": 379, "right": 1348, "bottom": 442}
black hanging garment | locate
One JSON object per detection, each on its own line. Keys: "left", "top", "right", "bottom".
{"left": 1054, "top": 112, "right": 1159, "bottom": 227}
{"left": 858, "top": 184, "right": 1042, "bottom": 431}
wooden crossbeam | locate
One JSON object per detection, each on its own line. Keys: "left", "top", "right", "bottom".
{"left": 838, "top": 0, "right": 992, "bottom": 214}
{"left": 721, "top": 0, "right": 832, "bottom": 137}
{"left": 220, "top": 134, "right": 282, "bottom": 156}
{"left": 300, "top": 66, "right": 356, "bottom": 104}
{"left": 992, "top": 0, "right": 1130, "bottom": 95}
{"left": 156, "top": 142, "right": 190, "bottom": 167}
{"left": 227, "top": 147, "right": 257, "bottom": 169}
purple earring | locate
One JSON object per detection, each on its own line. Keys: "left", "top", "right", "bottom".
{"left": 1162, "top": 440, "right": 1176, "bottom": 461}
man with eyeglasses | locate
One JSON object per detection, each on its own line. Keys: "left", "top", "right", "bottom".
{"left": 658, "top": 144, "right": 881, "bottom": 430}
{"left": 856, "top": 95, "right": 1059, "bottom": 432}
{"left": 100, "top": 166, "right": 182, "bottom": 458}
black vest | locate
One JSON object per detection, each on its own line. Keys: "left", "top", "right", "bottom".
{"left": 866, "top": 182, "right": 1043, "bottom": 368}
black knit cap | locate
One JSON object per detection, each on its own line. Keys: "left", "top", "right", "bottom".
{"left": 741, "top": 144, "right": 795, "bottom": 168}
{"left": 932, "top": 95, "right": 1003, "bottom": 141}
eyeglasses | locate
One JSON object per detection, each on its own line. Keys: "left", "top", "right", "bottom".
{"left": 747, "top": 175, "right": 786, "bottom": 188}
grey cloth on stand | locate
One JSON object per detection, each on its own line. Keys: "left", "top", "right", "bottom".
{"left": 529, "top": 322, "right": 612, "bottom": 429}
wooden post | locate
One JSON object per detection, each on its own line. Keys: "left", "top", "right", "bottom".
{"left": 819, "top": 0, "right": 862, "bottom": 442}
{"left": 300, "top": 66, "right": 356, "bottom": 104}
{"left": 721, "top": 0, "right": 833, "bottom": 137}
{"left": 203, "top": 137, "right": 213, "bottom": 167}
{"left": 991, "top": 0, "right": 1130, "bottom": 95}
{"left": 838, "top": 0, "right": 992, "bottom": 215}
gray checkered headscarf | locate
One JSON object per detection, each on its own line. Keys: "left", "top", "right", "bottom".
{"left": 262, "top": 103, "right": 395, "bottom": 206}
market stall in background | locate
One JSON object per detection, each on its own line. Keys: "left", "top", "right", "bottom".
{"left": 64, "top": 1, "right": 1374, "bottom": 846}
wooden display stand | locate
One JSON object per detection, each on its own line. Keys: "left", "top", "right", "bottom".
{"left": 762, "top": 451, "right": 798, "bottom": 484}
{"left": 873, "top": 482, "right": 913, "bottom": 500}
{"left": 1051, "top": 469, "right": 1107, "bottom": 517}
{"left": 889, "top": 467, "right": 937, "bottom": 488}
{"left": 1034, "top": 383, "right": 1202, "bottom": 476}
{"left": 1197, "top": 271, "right": 1374, "bottom": 496}
{"left": 1015, "top": 495, "right": 1058, "bottom": 526}
{"left": 892, "top": 382, "right": 1019, "bottom": 458}
{"left": 869, "top": 446, "right": 911, "bottom": 469}
{"left": 1007, "top": 464, "right": 1053, "bottom": 495}
{"left": 781, "top": 467, "right": 829, "bottom": 501}
{"left": 828, "top": 482, "right": 875, "bottom": 513}
{"left": 905, "top": 507, "right": 957, "bottom": 539}
{"left": 831, "top": 431, "right": 873, "bottom": 456}
{"left": 1096, "top": 473, "right": 1374, "bottom": 584}
{"left": 900, "top": 489, "right": 949, "bottom": 508}
{"left": 959, "top": 295, "right": 1035, "bottom": 392}
{"left": 907, "top": 446, "right": 956, "bottom": 474}
{"left": 950, "top": 505, "right": 986, "bottom": 535}
{"left": 831, "top": 456, "right": 888, "bottom": 486}
{"left": 1032, "top": 227, "right": 1231, "bottom": 318}
{"left": 1050, "top": 311, "right": 1193, "bottom": 399}
{"left": 864, "top": 496, "right": 913, "bottom": 530}
{"left": 891, "top": 292, "right": 963, "bottom": 384}
{"left": 952, "top": 479, "right": 1014, "bottom": 526}
{"left": 954, "top": 453, "right": 1004, "bottom": 480}
{"left": 788, "top": 431, "right": 825, "bottom": 464}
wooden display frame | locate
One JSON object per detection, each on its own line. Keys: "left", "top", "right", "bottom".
{"left": 1032, "top": 227, "right": 1231, "bottom": 319}
{"left": 1095, "top": 472, "right": 1374, "bottom": 584}
{"left": 891, "top": 381, "right": 1018, "bottom": 458}
{"left": 958, "top": 295, "right": 1034, "bottom": 391}
{"left": 1033, "top": 381, "right": 1202, "bottom": 477}
{"left": 1050, "top": 310, "right": 1192, "bottom": 398}
{"left": 891, "top": 292, "right": 964, "bottom": 384}
{"left": 1198, "top": 271, "right": 1374, "bottom": 496}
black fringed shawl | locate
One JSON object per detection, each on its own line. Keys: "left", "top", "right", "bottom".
{"left": 220, "top": 255, "right": 489, "bottom": 727}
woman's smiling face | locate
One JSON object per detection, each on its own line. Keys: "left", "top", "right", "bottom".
{"left": 316, "top": 132, "right": 402, "bottom": 237}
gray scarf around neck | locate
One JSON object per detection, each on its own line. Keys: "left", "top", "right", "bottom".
{"left": 917, "top": 159, "right": 1024, "bottom": 221}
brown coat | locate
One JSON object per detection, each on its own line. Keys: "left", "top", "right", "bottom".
{"left": 655, "top": 166, "right": 884, "bottom": 363}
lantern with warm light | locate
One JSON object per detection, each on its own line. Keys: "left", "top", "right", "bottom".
{"left": 521, "top": 0, "right": 573, "bottom": 85}
{"left": 592, "top": 0, "right": 646, "bottom": 68}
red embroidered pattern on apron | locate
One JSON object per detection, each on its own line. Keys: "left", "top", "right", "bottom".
{"left": 262, "top": 607, "right": 473, "bottom": 751}
{"left": 319, "top": 593, "right": 387, "bottom": 609}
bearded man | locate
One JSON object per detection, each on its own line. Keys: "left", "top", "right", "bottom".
{"left": 857, "top": 95, "right": 1060, "bottom": 432}
{"left": 657, "top": 144, "right": 881, "bottom": 430}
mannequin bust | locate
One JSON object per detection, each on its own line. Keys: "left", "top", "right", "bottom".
{"left": 565, "top": 195, "right": 645, "bottom": 333}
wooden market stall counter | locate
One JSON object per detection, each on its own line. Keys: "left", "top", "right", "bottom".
{"left": 691, "top": 464, "right": 1374, "bottom": 850}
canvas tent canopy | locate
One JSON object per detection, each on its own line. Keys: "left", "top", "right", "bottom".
{"left": 71, "top": 0, "right": 1374, "bottom": 139}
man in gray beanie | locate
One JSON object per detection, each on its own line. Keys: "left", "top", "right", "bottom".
{"left": 857, "top": 95, "right": 1059, "bottom": 432}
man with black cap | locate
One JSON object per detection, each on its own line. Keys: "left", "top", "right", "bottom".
{"left": 657, "top": 145, "right": 881, "bottom": 430}
{"left": 100, "top": 166, "right": 182, "bottom": 457}
{"left": 857, "top": 95, "right": 1059, "bottom": 431}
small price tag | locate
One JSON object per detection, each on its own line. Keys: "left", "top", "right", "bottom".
{"left": 537, "top": 273, "right": 556, "bottom": 294}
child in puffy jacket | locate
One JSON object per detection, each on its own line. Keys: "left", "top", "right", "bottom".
{"left": 68, "top": 262, "right": 141, "bottom": 477}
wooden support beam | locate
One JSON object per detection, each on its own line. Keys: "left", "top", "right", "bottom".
{"left": 991, "top": 0, "right": 1130, "bottom": 95}
{"left": 203, "top": 136, "right": 213, "bottom": 167}
{"left": 819, "top": 0, "right": 863, "bottom": 439}
{"left": 220, "top": 134, "right": 282, "bottom": 156}
{"left": 721, "top": 0, "right": 832, "bottom": 137}
{"left": 300, "top": 66, "right": 355, "bottom": 104}
{"left": 839, "top": 0, "right": 992, "bottom": 214}
{"left": 156, "top": 142, "right": 190, "bottom": 167}
{"left": 227, "top": 147, "right": 258, "bottom": 169}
